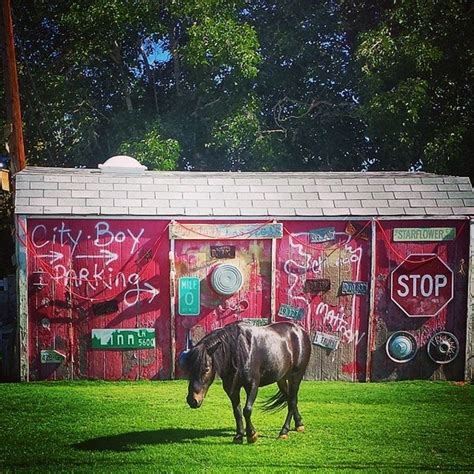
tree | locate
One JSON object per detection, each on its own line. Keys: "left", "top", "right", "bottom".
{"left": 2, "top": 0, "right": 473, "bottom": 178}
{"left": 11, "top": 0, "right": 261, "bottom": 170}
{"left": 203, "top": 1, "right": 372, "bottom": 171}
{"left": 350, "top": 0, "right": 474, "bottom": 178}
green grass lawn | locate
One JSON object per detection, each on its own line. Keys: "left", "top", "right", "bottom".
{"left": 0, "top": 380, "right": 472, "bottom": 473}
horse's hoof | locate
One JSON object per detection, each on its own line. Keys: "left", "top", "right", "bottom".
{"left": 278, "top": 433, "right": 289, "bottom": 440}
{"left": 296, "top": 425, "right": 305, "bottom": 433}
{"left": 247, "top": 432, "right": 258, "bottom": 444}
{"left": 233, "top": 436, "right": 243, "bottom": 444}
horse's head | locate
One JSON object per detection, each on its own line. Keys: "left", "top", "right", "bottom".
{"left": 179, "top": 342, "right": 220, "bottom": 409}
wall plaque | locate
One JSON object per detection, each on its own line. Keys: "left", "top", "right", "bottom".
{"left": 304, "top": 279, "right": 331, "bottom": 294}
{"left": 170, "top": 223, "right": 283, "bottom": 240}
{"left": 278, "top": 304, "right": 304, "bottom": 321}
{"left": 178, "top": 276, "right": 201, "bottom": 316}
{"left": 313, "top": 332, "right": 340, "bottom": 350}
{"left": 210, "top": 245, "right": 236, "bottom": 259}
{"left": 393, "top": 227, "right": 456, "bottom": 242}
{"left": 309, "top": 227, "right": 335, "bottom": 243}
{"left": 341, "top": 281, "right": 368, "bottom": 295}
{"left": 40, "top": 350, "right": 66, "bottom": 364}
{"left": 242, "top": 318, "right": 269, "bottom": 327}
{"left": 345, "top": 221, "right": 369, "bottom": 240}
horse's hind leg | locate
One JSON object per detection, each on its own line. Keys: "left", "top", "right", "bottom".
{"left": 291, "top": 372, "right": 305, "bottom": 432}
{"left": 278, "top": 373, "right": 304, "bottom": 439}
{"left": 277, "top": 378, "right": 303, "bottom": 430}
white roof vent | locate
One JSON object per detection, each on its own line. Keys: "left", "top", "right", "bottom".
{"left": 98, "top": 155, "right": 147, "bottom": 174}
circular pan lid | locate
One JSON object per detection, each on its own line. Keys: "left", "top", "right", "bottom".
{"left": 386, "top": 331, "right": 418, "bottom": 363}
{"left": 211, "top": 264, "right": 243, "bottom": 296}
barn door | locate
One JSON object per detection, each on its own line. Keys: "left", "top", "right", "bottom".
{"left": 171, "top": 222, "right": 279, "bottom": 376}
{"left": 371, "top": 219, "right": 469, "bottom": 381}
{"left": 27, "top": 218, "right": 170, "bottom": 380}
{"left": 277, "top": 220, "right": 372, "bottom": 381}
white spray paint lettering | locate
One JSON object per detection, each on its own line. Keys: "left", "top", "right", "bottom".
{"left": 32, "top": 220, "right": 152, "bottom": 307}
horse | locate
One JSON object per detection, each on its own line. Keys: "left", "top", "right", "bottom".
{"left": 178, "top": 321, "right": 311, "bottom": 444}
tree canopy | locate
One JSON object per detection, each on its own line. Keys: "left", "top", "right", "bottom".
{"left": 1, "top": 0, "right": 473, "bottom": 179}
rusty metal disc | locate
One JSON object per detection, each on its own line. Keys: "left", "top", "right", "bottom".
{"left": 427, "top": 331, "right": 459, "bottom": 364}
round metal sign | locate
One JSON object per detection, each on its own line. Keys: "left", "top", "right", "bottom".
{"left": 427, "top": 331, "right": 459, "bottom": 364}
{"left": 211, "top": 264, "right": 243, "bottom": 296}
{"left": 386, "top": 331, "right": 418, "bottom": 363}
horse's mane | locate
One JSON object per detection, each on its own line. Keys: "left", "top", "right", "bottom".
{"left": 189, "top": 322, "right": 250, "bottom": 377}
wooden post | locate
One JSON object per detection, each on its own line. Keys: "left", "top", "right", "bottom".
{"left": 465, "top": 218, "right": 474, "bottom": 381}
{"left": 169, "top": 222, "right": 176, "bottom": 379}
{"left": 15, "top": 215, "right": 28, "bottom": 381}
{"left": 270, "top": 220, "right": 277, "bottom": 322}
{"left": 365, "top": 219, "right": 377, "bottom": 382}
{"left": 1, "top": 0, "right": 26, "bottom": 172}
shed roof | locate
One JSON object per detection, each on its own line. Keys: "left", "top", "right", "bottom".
{"left": 14, "top": 167, "right": 474, "bottom": 217}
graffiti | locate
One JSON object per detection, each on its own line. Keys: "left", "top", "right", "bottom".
{"left": 282, "top": 230, "right": 364, "bottom": 336}
{"left": 30, "top": 221, "right": 145, "bottom": 256}
{"left": 315, "top": 302, "right": 365, "bottom": 345}
{"left": 216, "top": 298, "right": 249, "bottom": 319}
{"left": 94, "top": 221, "right": 144, "bottom": 253}
{"left": 30, "top": 220, "right": 158, "bottom": 308}
{"left": 75, "top": 249, "right": 118, "bottom": 266}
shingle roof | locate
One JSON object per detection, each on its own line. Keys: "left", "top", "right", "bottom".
{"left": 13, "top": 167, "right": 474, "bottom": 217}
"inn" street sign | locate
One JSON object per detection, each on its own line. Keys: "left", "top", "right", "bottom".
{"left": 92, "top": 328, "right": 156, "bottom": 350}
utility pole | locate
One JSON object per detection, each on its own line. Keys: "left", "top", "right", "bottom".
{"left": 1, "top": 0, "right": 26, "bottom": 173}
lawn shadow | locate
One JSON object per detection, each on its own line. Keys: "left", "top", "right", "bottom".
{"left": 73, "top": 428, "right": 231, "bottom": 452}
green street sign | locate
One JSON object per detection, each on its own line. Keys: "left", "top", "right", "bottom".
{"left": 243, "top": 318, "right": 269, "bottom": 327}
{"left": 40, "top": 350, "right": 66, "bottom": 364}
{"left": 178, "top": 276, "right": 200, "bottom": 316}
{"left": 91, "top": 328, "right": 156, "bottom": 350}
{"left": 278, "top": 304, "right": 304, "bottom": 321}
{"left": 393, "top": 227, "right": 456, "bottom": 242}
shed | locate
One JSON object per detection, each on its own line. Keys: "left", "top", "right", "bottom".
{"left": 13, "top": 165, "right": 474, "bottom": 382}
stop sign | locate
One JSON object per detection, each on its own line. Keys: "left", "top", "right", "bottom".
{"left": 391, "top": 254, "right": 453, "bottom": 317}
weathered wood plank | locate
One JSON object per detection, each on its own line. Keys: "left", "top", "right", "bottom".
{"left": 16, "top": 215, "right": 29, "bottom": 381}
{"left": 169, "top": 222, "right": 283, "bottom": 240}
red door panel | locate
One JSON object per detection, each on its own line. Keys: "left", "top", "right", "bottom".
{"left": 277, "top": 220, "right": 372, "bottom": 381}
{"left": 371, "top": 219, "right": 469, "bottom": 381}
{"left": 27, "top": 218, "right": 170, "bottom": 380}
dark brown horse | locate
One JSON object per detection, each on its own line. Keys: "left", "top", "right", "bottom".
{"left": 179, "top": 321, "right": 311, "bottom": 443}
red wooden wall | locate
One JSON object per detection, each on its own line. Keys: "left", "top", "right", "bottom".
{"left": 277, "top": 220, "right": 372, "bottom": 381}
{"left": 370, "top": 219, "right": 469, "bottom": 381}
{"left": 174, "top": 237, "right": 271, "bottom": 377}
{"left": 25, "top": 217, "right": 470, "bottom": 381}
{"left": 27, "top": 218, "right": 170, "bottom": 380}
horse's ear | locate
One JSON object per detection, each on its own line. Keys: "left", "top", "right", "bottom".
{"left": 205, "top": 340, "right": 221, "bottom": 356}
{"left": 178, "top": 350, "right": 191, "bottom": 370}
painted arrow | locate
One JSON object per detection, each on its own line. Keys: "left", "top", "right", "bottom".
{"left": 143, "top": 282, "right": 160, "bottom": 303}
{"left": 75, "top": 249, "right": 119, "bottom": 266}
{"left": 124, "top": 282, "right": 160, "bottom": 307}
{"left": 37, "top": 250, "right": 63, "bottom": 264}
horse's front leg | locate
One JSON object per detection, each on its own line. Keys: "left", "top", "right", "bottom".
{"left": 224, "top": 382, "right": 244, "bottom": 444}
{"left": 243, "top": 383, "right": 259, "bottom": 443}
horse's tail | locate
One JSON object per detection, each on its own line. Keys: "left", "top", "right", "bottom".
{"left": 262, "top": 389, "right": 287, "bottom": 412}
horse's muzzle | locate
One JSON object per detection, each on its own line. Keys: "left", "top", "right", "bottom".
{"left": 187, "top": 395, "right": 202, "bottom": 409}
